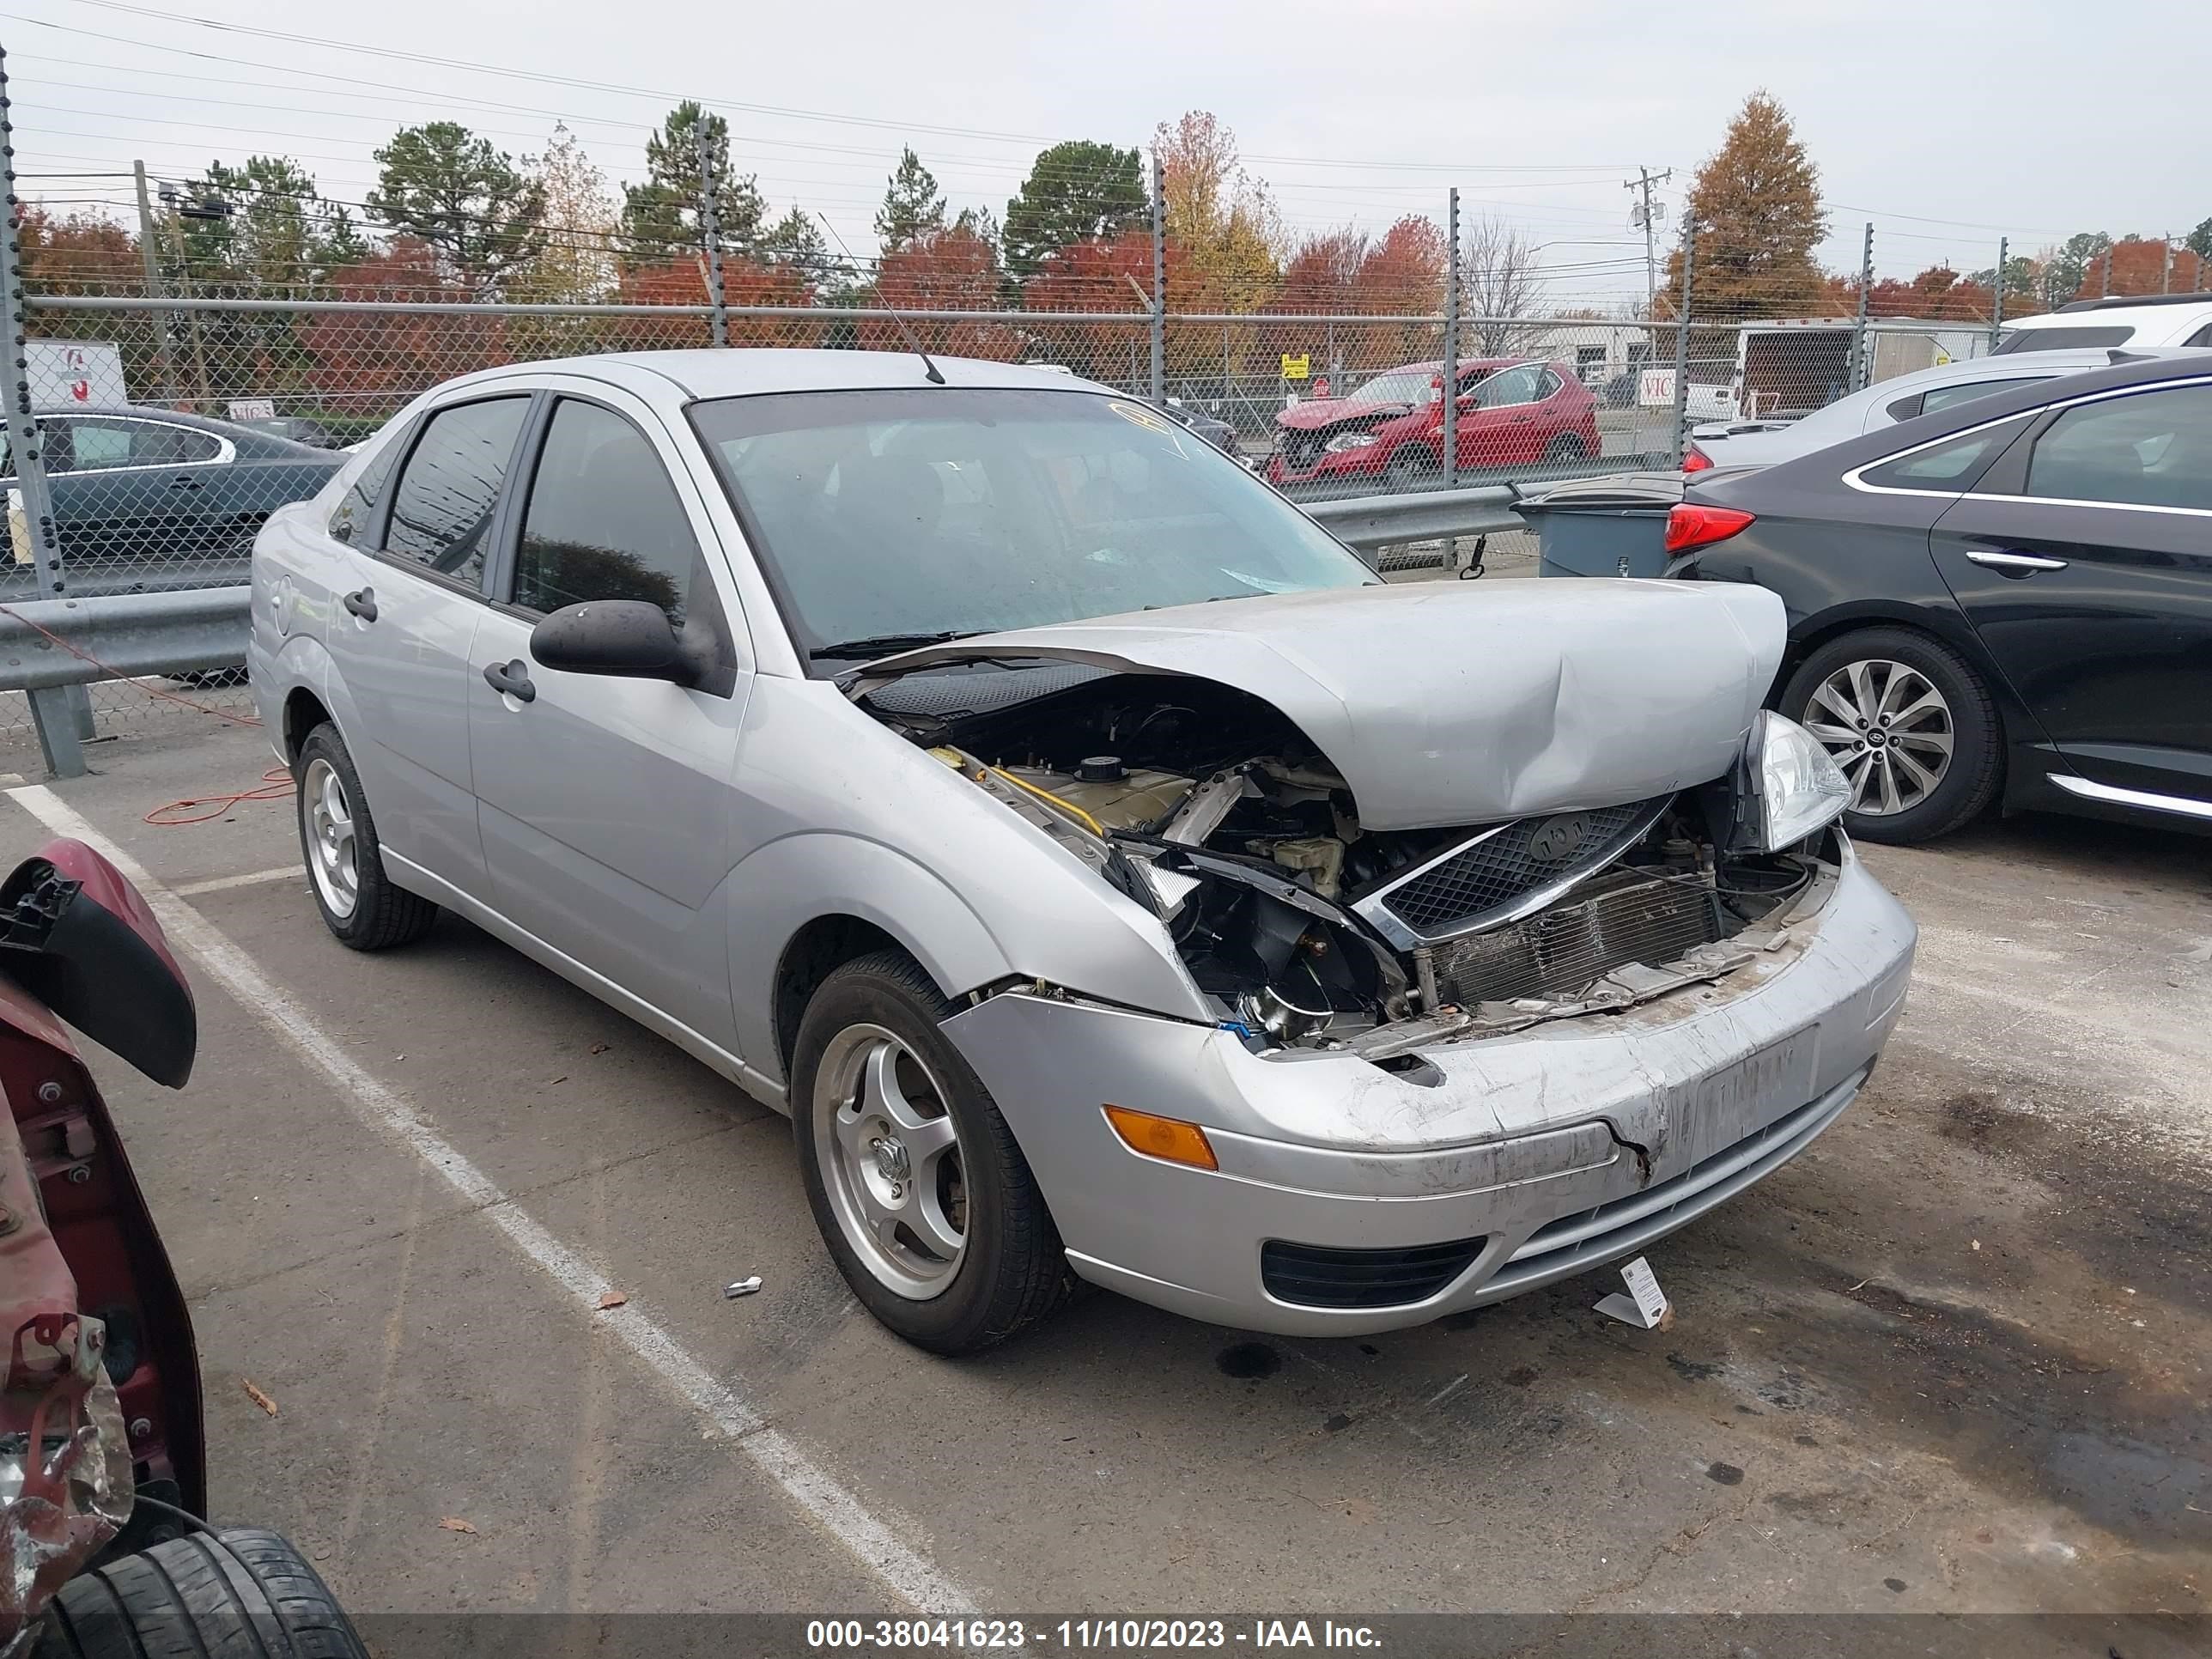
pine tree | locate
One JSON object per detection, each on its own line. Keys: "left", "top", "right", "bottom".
{"left": 757, "top": 205, "right": 844, "bottom": 300}
{"left": 623, "top": 102, "right": 765, "bottom": 264}
{"left": 1001, "top": 141, "right": 1146, "bottom": 278}
{"left": 368, "top": 123, "right": 548, "bottom": 294}
{"left": 874, "top": 148, "right": 945, "bottom": 251}
{"left": 1666, "top": 92, "right": 1827, "bottom": 320}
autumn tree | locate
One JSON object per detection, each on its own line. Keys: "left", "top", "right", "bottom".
{"left": 1665, "top": 92, "right": 1827, "bottom": 320}
{"left": 623, "top": 102, "right": 765, "bottom": 266}
{"left": 875, "top": 147, "right": 946, "bottom": 251}
{"left": 16, "top": 205, "right": 143, "bottom": 297}
{"left": 866, "top": 223, "right": 1015, "bottom": 357}
{"left": 368, "top": 123, "right": 547, "bottom": 294}
{"left": 1152, "top": 111, "right": 1280, "bottom": 316}
{"left": 1002, "top": 141, "right": 1146, "bottom": 278}
{"left": 1020, "top": 225, "right": 1181, "bottom": 374}
{"left": 306, "top": 238, "right": 507, "bottom": 414}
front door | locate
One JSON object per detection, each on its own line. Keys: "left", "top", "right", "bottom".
{"left": 325, "top": 392, "right": 532, "bottom": 891}
{"left": 466, "top": 391, "right": 750, "bottom": 1048}
{"left": 1455, "top": 363, "right": 1548, "bottom": 471}
{"left": 1930, "top": 380, "right": 2212, "bottom": 808}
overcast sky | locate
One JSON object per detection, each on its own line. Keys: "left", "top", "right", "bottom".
{"left": 9, "top": 0, "right": 2204, "bottom": 304}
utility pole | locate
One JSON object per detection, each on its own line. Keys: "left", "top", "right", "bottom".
{"left": 155, "top": 185, "right": 215, "bottom": 409}
{"left": 1850, "top": 222, "right": 1875, "bottom": 392}
{"left": 1624, "top": 166, "right": 1672, "bottom": 316}
{"left": 697, "top": 125, "right": 727, "bottom": 347}
{"left": 131, "top": 161, "right": 179, "bottom": 403}
{"left": 2162, "top": 237, "right": 2173, "bottom": 295}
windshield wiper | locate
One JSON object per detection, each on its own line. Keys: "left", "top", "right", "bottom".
{"left": 808, "top": 629, "right": 981, "bottom": 661}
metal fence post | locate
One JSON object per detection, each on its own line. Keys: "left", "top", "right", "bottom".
{"left": 1442, "top": 187, "right": 1459, "bottom": 491}
{"left": 1668, "top": 215, "right": 1695, "bottom": 465}
{"left": 1850, "top": 222, "right": 1874, "bottom": 392}
{"left": 1149, "top": 153, "right": 1165, "bottom": 404}
{"left": 697, "top": 127, "right": 728, "bottom": 349}
{"left": 1990, "top": 235, "right": 2007, "bottom": 351}
{"left": 0, "top": 46, "right": 88, "bottom": 777}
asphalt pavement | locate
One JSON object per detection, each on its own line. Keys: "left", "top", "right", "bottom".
{"left": 2, "top": 696, "right": 2204, "bottom": 1622}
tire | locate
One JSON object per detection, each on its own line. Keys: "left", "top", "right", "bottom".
{"left": 1386, "top": 445, "right": 1437, "bottom": 488}
{"left": 1778, "top": 626, "right": 2002, "bottom": 845}
{"left": 35, "top": 1527, "right": 368, "bottom": 1659}
{"left": 294, "top": 722, "right": 439, "bottom": 950}
{"left": 791, "top": 949, "right": 1078, "bottom": 1354}
{"left": 1543, "top": 432, "right": 1589, "bottom": 465}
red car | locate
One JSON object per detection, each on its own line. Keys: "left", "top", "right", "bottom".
{"left": 1267, "top": 357, "right": 1601, "bottom": 486}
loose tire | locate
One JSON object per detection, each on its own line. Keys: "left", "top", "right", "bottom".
{"left": 1779, "top": 626, "right": 2002, "bottom": 845}
{"left": 294, "top": 722, "right": 439, "bottom": 950}
{"left": 35, "top": 1527, "right": 368, "bottom": 1659}
{"left": 791, "top": 950, "right": 1076, "bottom": 1353}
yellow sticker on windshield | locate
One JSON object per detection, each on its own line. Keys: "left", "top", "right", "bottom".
{"left": 1108, "top": 400, "right": 1172, "bottom": 432}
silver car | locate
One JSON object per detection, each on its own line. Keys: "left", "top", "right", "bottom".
{"left": 250, "top": 350, "right": 1917, "bottom": 1353}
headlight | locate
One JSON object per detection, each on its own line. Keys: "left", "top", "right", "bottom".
{"left": 1742, "top": 711, "right": 1851, "bottom": 850}
{"left": 1323, "top": 431, "right": 1377, "bottom": 453}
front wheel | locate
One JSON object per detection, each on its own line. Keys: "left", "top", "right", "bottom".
{"left": 1778, "top": 627, "right": 2002, "bottom": 844}
{"left": 1386, "top": 445, "right": 1437, "bottom": 488}
{"left": 35, "top": 1528, "right": 368, "bottom": 1658}
{"left": 791, "top": 950, "right": 1077, "bottom": 1353}
{"left": 1543, "top": 431, "right": 1589, "bottom": 465}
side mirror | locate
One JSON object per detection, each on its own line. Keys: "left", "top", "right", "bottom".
{"left": 530, "top": 600, "right": 694, "bottom": 684}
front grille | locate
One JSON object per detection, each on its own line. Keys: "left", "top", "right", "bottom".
{"left": 1280, "top": 430, "right": 1323, "bottom": 471}
{"left": 1363, "top": 795, "right": 1672, "bottom": 944}
{"left": 1261, "top": 1237, "right": 1488, "bottom": 1309}
{"left": 1431, "top": 870, "right": 1722, "bottom": 1006}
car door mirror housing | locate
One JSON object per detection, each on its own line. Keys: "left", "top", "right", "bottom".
{"left": 530, "top": 600, "right": 696, "bottom": 684}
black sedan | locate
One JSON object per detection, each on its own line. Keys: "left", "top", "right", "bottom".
{"left": 4, "top": 405, "right": 342, "bottom": 597}
{"left": 1668, "top": 352, "right": 2210, "bottom": 844}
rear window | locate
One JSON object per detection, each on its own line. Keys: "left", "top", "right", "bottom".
{"left": 1991, "top": 325, "right": 2133, "bottom": 355}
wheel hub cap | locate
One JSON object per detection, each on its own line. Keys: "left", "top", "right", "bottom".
{"left": 872, "top": 1136, "right": 910, "bottom": 1184}
{"left": 813, "top": 1025, "right": 968, "bottom": 1302}
{"left": 1802, "top": 658, "right": 1955, "bottom": 817}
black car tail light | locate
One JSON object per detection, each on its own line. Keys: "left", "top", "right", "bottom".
{"left": 1664, "top": 502, "right": 1755, "bottom": 556}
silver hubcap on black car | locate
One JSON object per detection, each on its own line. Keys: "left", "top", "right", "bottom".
{"left": 302, "top": 757, "right": 360, "bottom": 919}
{"left": 1802, "top": 659, "right": 1954, "bottom": 817}
{"left": 813, "top": 1024, "right": 968, "bottom": 1300}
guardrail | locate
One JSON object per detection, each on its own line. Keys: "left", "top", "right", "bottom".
{"left": 1, "top": 586, "right": 251, "bottom": 777}
{"left": 0, "top": 480, "right": 1553, "bottom": 780}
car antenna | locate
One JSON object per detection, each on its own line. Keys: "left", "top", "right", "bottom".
{"left": 817, "top": 212, "right": 945, "bottom": 385}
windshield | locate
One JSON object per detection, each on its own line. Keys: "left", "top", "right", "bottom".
{"left": 690, "top": 388, "right": 1376, "bottom": 665}
{"left": 1343, "top": 368, "right": 1434, "bottom": 406}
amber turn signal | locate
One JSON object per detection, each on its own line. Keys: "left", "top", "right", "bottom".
{"left": 1103, "top": 1105, "right": 1218, "bottom": 1171}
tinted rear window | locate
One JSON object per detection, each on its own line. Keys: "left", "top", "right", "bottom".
{"left": 1991, "top": 325, "right": 2133, "bottom": 355}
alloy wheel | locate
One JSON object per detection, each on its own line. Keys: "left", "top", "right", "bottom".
{"left": 812, "top": 1024, "right": 969, "bottom": 1300}
{"left": 301, "top": 756, "right": 360, "bottom": 919}
{"left": 1802, "top": 658, "right": 1955, "bottom": 817}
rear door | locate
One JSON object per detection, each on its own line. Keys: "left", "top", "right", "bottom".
{"left": 1928, "top": 379, "right": 2212, "bottom": 811}
{"left": 326, "top": 392, "right": 532, "bottom": 892}
{"left": 465, "top": 387, "right": 750, "bottom": 1046}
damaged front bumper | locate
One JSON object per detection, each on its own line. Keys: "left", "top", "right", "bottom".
{"left": 941, "top": 844, "right": 1915, "bottom": 1337}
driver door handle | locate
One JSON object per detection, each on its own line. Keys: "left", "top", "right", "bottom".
{"left": 1966, "top": 549, "right": 2069, "bottom": 575}
{"left": 483, "top": 658, "right": 536, "bottom": 703}
{"left": 342, "top": 586, "right": 377, "bottom": 621}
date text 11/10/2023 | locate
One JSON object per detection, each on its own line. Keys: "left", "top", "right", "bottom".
{"left": 804, "top": 1620, "right": 1383, "bottom": 1649}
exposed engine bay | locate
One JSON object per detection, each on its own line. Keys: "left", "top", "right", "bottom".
{"left": 863, "top": 662, "right": 1834, "bottom": 1054}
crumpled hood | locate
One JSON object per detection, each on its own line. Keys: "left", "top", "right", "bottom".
{"left": 1274, "top": 396, "right": 1412, "bottom": 432}
{"left": 858, "top": 580, "right": 1786, "bottom": 831}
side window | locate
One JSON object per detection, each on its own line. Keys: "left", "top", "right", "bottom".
{"left": 62, "top": 419, "right": 136, "bottom": 471}
{"left": 380, "top": 397, "right": 529, "bottom": 583}
{"left": 327, "top": 429, "right": 407, "bottom": 546}
{"left": 513, "top": 399, "right": 700, "bottom": 621}
{"left": 1474, "top": 365, "right": 1544, "bottom": 408}
{"left": 1913, "top": 378, "right": 2051, "bottom": 419}
{"left": 1535, "top": 368, "right": 1565, "bottom": 400}
{"left": 1858, "top": 416, "right": 2033, "bottom": 490}
{"left": 2024, "top": 385, "right": 2212, "bottom": 511}
{"left": 133, "top": 422, "right": 222, "bottom": 465}
{"left": 2185, "top": 323, "right": 2212, "bottom": 349}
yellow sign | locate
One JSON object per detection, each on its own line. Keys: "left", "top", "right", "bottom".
{"left": 1280, "top": 353, "right": 1310, "bottom": 380}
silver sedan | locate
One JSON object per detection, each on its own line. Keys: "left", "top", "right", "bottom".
{"left": 251, "top": 349, "right": 1915, "bottom": 1352}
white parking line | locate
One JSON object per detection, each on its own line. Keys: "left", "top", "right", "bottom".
{"left": 5, "top": 783, "right": 977, "bottom": 1616}
{"left": 173, "top": 865, "right": 301, "bottom": 897}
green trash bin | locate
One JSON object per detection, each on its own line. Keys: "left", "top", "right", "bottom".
{"left": 1520, "top": 471, "right": 1684, "bottom": 580}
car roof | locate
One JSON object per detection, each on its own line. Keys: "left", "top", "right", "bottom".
{"left": 33, "top": 403, "right": 330, "bottom": 454}
{"left": 449, "top": 348, "right": 1120, "bottom": 401}
{"left": 1696, "top": 349, "right": 2212, "bottom": 499}
{"left": 2003, "top": 297, "right": 2212, "bottom": 330}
